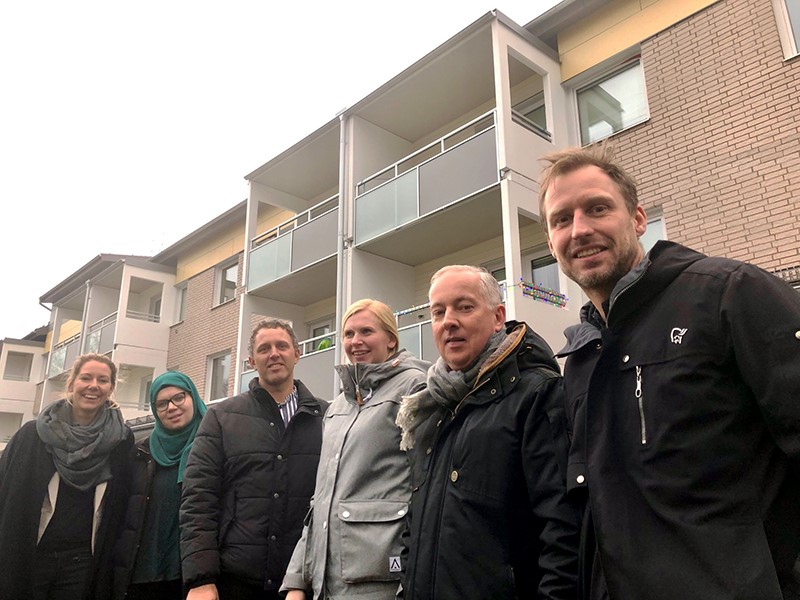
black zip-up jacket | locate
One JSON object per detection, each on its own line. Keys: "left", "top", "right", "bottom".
{"left": 180, "top": 378, "right": 327, "bottom": 592}
{"left": 403, "top": 321, "right": 580, "bottom": 599}
{"left": 112, "top": 436, "right": 178, "bottom": 599}
{"left": 558, "top": 241, "right": 800, "bottom": 600}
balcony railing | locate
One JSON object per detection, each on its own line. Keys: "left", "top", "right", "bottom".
{"left": 248, "top": 195, "right": 339, "bottom": 291}
{"left": 49, "top": 333, "right": 81, "bottom": 377}
{"left": 354, "top": 111, "right": 499, "bottom": 246}
{"left": 85, "top": 312, "right": 118, "bottom": 356}
{"left": 125, "top": 309, "right": 160, "bottom": 323}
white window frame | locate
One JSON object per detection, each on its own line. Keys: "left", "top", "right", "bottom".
{"left": 573, "top": 53, "right": 649, "bottom": 146}
{"left": 215, "top": 260, "right": 238, "bottom": 306}
{"left": 772, "top": 0, "right": 800, "bottom": 58}
{"left": 175, "top": 284, "right": 188, "bottom": 323}
{"left": 207, "top": 351, "right": 232, "bottom": 402}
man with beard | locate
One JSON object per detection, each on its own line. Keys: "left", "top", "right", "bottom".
{"left": 181, "top": 319, "right": 327, "bottom": 600}
{"left": 539, "top": 145, "right": 800, "bottom": 600}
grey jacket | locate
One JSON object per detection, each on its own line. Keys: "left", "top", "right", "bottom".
{"left": 282, "top": 350, "right": 429, "bottom": 600}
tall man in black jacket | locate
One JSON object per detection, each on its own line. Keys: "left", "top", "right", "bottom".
{"left": 180, "top": 318, "right": 327, "bottom": 600}
{"left": 397, "top": 265, "right": 579, "bottom": 599}
{"left": 539, "top": 145, "right": 800, "bottom": 599}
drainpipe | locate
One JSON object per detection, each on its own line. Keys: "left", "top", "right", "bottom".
{"left": 78, "top": 279, "right": 92, "bottom": 354}
{"left": 334, "top": 110, "right": 348, "bottom": 398}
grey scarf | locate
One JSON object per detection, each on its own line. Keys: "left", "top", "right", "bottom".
{"left": 36, "top": 399, "right": 129, "bottom": 491}
{"left": 397, "top": 328, "right": 509, "bottom": 451}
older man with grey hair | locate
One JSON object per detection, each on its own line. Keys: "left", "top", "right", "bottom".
{"left": 397, "top": 265, "right": 579, "bottom": 599}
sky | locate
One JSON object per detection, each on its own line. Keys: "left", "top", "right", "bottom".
{"left": 0, "top": 0, "right": 562, "bottom": 340}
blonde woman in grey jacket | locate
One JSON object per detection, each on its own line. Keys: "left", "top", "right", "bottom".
{"left": 282, "top": 299, "right": 429, "bottom": 600}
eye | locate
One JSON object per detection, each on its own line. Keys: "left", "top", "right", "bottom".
{"left": 551, "top": 214, "right": 570, "bottom": 228}
{"left": 430, "top": 308, "right": 444, "bottom": 319}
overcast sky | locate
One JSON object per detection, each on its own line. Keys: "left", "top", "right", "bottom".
{"left": 0, "top": 0, "right": 561, "bottom": 340}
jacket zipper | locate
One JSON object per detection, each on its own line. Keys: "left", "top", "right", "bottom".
{"left": 635, "top": 365, "right": 646, "bottom": 445}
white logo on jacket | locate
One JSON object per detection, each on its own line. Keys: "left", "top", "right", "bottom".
{"left": 670, "top": 327, "right": 688, "bottom": 344}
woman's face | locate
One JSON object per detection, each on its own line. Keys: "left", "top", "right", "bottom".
{"left": 154, "top": 385, "right": 195, "bottom": 431}
{"left": 68, "top": 360, "right": 114, "bottom": 425}
{"left": 343, "top": 310, "right": 396, "bottom": 365}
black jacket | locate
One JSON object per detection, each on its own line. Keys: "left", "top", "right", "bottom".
{"left": 0, "top": 420, "right": 133, "bottom": 600}
{"left": 112, "top": 436, "right": 168, "bottom": 600}
{"left": 180, "top": 378, "right": 327, "bottom": 591}
{"left": 403, "top": 322, "right": 580, "bottom": 599}
{"left": 558, "top": 241, "right": 800, "bottom": 600}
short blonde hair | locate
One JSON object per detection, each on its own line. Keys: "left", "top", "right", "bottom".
{"left": 341, "top": 299, "right": 399, "bottom": 351}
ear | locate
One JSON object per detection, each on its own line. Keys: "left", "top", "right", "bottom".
{"left": 247, "top": 356, "right": 256, "bottom": 369}
{"left": 494, "top": 303, "right": 507, "bottom": 331}
{"left": 547, "top": 235, "right": 555, "bottom": 258}
{"left": 293, "top": 348, "right": 300, "bottom": 364}
{"left": 633, "top": 205, "right": 647, "bottom": 238}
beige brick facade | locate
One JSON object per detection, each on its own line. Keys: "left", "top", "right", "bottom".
{"left": 611, "top": 0, "right": 800, "bottom": 271}
{"left": 166, "top": 253, "right": 242, "bottom": 400}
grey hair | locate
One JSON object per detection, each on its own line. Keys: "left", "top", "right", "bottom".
{"left": 429, "top": 265, "right": 503, "bottom": 308}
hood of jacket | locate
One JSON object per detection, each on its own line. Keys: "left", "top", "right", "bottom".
{"left": 335, "top": 349, "right": 430, "bottom": 405}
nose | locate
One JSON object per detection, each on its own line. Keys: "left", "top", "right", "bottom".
{"left": 441, "top": 307, "right": 458, "bottom": 329}
{"left": 571, "top": 210, "right": 594, "bottom": 239}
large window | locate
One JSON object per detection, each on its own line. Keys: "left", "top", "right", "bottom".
{"left": 531, "top": 255, "right": 561, "bottom": 293}
{"left": 208, "top": 352, "right": 231, "bottom": 401}
{"left": 577, "top": 59, "right": 648, "bottom": 145}
{"left": 774, "top": 0, "right": 800, "bottom": 57}
{"left": 216, "top": 261, "right": 238, "bottom": 306}
{"left": 3, "top": 352, "right": 33, "bottom": 382}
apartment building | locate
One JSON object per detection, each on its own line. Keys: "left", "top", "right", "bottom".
{"left": 0, "top": 327, "right": 46, "bottom": 450}
{"left": 232, "top": 0, "right": 798, "bottom": 400}
{"left": 36, "top": 254, "right": 177, "bottom": 420}
{"left": 11, "top": 0, "right": 796, "bottom": 435}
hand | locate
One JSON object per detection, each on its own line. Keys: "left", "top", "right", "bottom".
{"left": 186, "top": 583, "right": 219, "bottom": 600}
{"left": 286, "top": 591, "right": 307, "bottom": 600}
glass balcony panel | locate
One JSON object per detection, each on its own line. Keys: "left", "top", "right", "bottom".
{"left": 398, "top": 321, "right": 438, "bottom": 363}
{"left": 418, "top": 128, "right": 498, "bottom": 216}
{"left": 248, "top": 233, "right": 292, "bottom": 289}
{"left": 355, "top": 170, "right": 418, "bottom": 245}
{"left": 290, "top": 207, "right": 338, "bottom": 271}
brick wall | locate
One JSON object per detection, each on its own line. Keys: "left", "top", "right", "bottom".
{"left": 612, "top": 0, "right": 800, "bottom": 271}
{"left": 167, "top": 253, "right": 242, "bottom": 400}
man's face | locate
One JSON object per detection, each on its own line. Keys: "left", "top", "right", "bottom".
{"left": 543, "top": 165, "right": 647, "bottom": 305}
{"left": 429, "top": 270, "right": 506, "bottom": 372}
{"left": 248, "top": 327, "right": 299, "bottom": 392}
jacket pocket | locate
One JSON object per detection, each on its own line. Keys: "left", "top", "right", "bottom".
{"left": 338, "top": 499, "right": 408, "bottom": 583}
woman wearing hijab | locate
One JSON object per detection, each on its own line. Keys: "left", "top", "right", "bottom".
{"left": 282, "top": 299, "right": 430, "bottom": 600}
{"left": 0, "top": 353, "right": 133, "bottom": 600}
{"left": 113, "top": 370, "right": 207, "bottom": 600}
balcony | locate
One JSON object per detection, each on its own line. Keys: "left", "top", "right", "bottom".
{"left": 354, "top": 111, "right": 502, "bottom": 265}
{"left": 48, "top": 333, "right": 82, "bottom": 377}
{"left": 85, "top": 312, "right": 118, "bottom": 356}
{"left": 248, "top": 196, "right": 339, "bottom": 304}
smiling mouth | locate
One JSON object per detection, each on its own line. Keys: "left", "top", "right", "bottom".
{"left": 574, "top": 247, "right": 604, "bottom": 259}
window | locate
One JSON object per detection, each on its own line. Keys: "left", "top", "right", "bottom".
{"left": 309, "top": 319, "right": 334, "bottom": 352}
{"left": 577, "top": 59, "right": 648, "bottom": 145}
{"left": 773, "top": 0, "right": 800, "bottom": 57}
{"left": 641, "top": 214, "right": 666, "bottom": 253}
{"left": 216, "top": 261, "right": 238, "bottom": 305}
{"left": 3, "top": 352, "right": 33, "bottom": 382}
{"left": 176, "top": 285, "right": 188, "bottom": 322}
{"left": 0, "top": 412, "right": 23, "bottom": 444}
{"left": 530, "top": 255, "right": 561, "bottom": 293}
{"left": 208, "top": 352, "right": 231, "bottom": 401}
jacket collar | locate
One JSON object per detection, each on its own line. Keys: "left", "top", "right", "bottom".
{"left": 557, "top": 241, "right": 706, "bottom": 356}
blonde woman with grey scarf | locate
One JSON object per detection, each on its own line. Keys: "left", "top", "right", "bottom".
{"left": 0, "top": 353, "right": 133, "bottom": 600}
